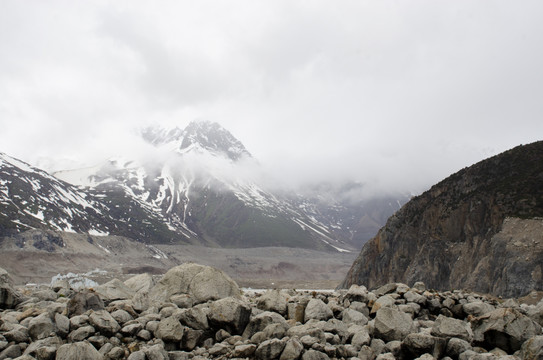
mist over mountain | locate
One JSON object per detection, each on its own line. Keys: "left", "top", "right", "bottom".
{"left": 1, "top": 120, "right": 409, "bottom": 251}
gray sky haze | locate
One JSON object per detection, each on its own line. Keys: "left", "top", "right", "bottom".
{"left": 1, "top": 1, "right": 542, "bottom": 194}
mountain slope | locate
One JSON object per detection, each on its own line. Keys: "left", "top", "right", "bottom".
{"left": 0, "top": 152, "right": 114, "bottom": 236}
{"left": 54, "top": 121, "right": 356, "bottom": 251}
{"left": 339, "top": 141, "right": 543, "bottom": 297}
{"left": 0, "top": 153, "right": 191, "bottom": 243}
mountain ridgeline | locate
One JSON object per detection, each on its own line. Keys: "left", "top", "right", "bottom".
{"left": 1, "top": 121, "right": 408, "bottom": 252}
{"left": 340, "top": 141, "right": 543, "bottom": 297}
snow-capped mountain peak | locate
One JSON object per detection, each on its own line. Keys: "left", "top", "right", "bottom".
{"left": 142, "top": 121, "right": 251, "bottom": 161}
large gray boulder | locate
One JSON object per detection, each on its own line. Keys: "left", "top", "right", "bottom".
{"left": 88, "top": 310, "right": 121, "bottom": 337}
{"left": 520, "top": 335, "right": 543, "bottom": 360}
{"left": 471, "top": 307, "right": 542, "bottom": 353}
{"left": 463, "top": 301, "right": 495, "bottom": 317}
{"left": 401, "top": 333, "right": 446, "bottom": 359}
{"left": 255, "top": 338, "right": 285, "bottom": 360}
{"left": 23, "top": 335, "right": 63, "bottom": 358}
{"left": 148, "top": 263, "right": 241, "bottom": 305}
{"left": 0, "top": 267, "right": 22, "bottom": 309}
{"left": 56, "top": 341, "right": 103, "bottom": 360}
{"left": 243, "top": 311, "right": 288, "bottom": 339}
{"left": 257, "top": 289, "right": 290, "bottom": 315}
{"left": 342, "top": 308, "right": 368, "bottom": 326}
{"left": 155, "top": 317, "right": 184, "bottom": 342}
{"left": 143, "top": 343, "right": 169, "bottom": 360}
{"left": 431, "top": 315, "right": 474, "bottom": 342}
{"left": 208, "top": 297, "right": 251, "bottom": 335}
{"left": 373, "top": 307, "right": 413, "bottom": 342}
{"left": 178, "top": 305, "right": 209, "bottom": 331}
{"left": 95, "top": 279, "right": 134, "bottom": 301}
{"left": 66, "top": 290, "right": 105, "bottom": 317}
{"left": 304, "top": 299, "right": 333, "bottom": 322}
{"left": 280, "top": 338, "right": 304, "bottom": 360}
{"left": 124, "top": 273, "right": 157, "bottom": 311}
{"left": 28, "top": 312, "right": 55, "bottom": 341}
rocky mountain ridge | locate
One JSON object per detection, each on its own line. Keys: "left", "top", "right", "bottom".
{"left": 340, "top": 141, "right": 543, "bottom": 298}
{"left": 1, "top": 120, "right": 409, "bottom": 252}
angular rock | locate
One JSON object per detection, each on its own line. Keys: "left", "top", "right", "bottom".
{"left": 148, "top": 263, "right": 240, "bottom": 306}
{"left": 302, "top": 349, "right": 331, "bottom": 360}
{"left": 471, "top": 307, "right": 542, "bottom": 353}
{"left": 345, "top": 284, "right": 373, "bottom": 303}
{"left": 4, "top": 325, "right": 30, "bottom": 343}
{"left": 110, "top": 309, "right": 133, "bottom": 325}
{"left": 374, "top": 307, "right": 413, "bottom": 342}
{"left": 68, "top": 325, "right": 95, "bottom": 342}
{"left": 208, "top": 297, "right": 251, "bottom": 335}
{"left": 351, "top": 328, "right": 371, "bottom": 349}
{"left": 234, "top": 344, "right": 257, "bottom": 358}
{"left": 120, "top": 323, "right": 143, "bottom": 336}
{"left": 181, "top": 328, "right": 204, "bottom": 351}
{"left": 446, "top": 337, "right": 472, "bottom": 358}
{"left": 55, "top": 313, "right": 70, "bottom": 338}
{"left": 431, "top": 315, "right": 473, "bottom": 342}
{"left": 402, "top": 333, "right": 445, "bottom": 359}
{"left": 253, "top": 322, "right": 289, "bottom": 343}
{"left": 304, "top": 299, "right": 333, "bottom": 322}
{"left": 28, "top": 312, "right": 55, "bottom": 341}
{"left": 127, "top": 350, "right": 146, "bottom": 360}
{"left": 255, "top": 338, "right": 285, "bottom": 360}
{"left": 520, "top": 335, "right": 543, "bottom": 360}
{"left": 0, "top": 344, "right": 22, "bottom": 359}
{"left": 287, "top": 323, "right": 326, "bottom": 344}
{"left": 280, "top": 338, "right": 303, "bottom": 360}
{"left": 23, "top": 335, "right": 62, "bottom": 358}
{"left": 155, "top": 317, "right": 185, "bottom": 342}
{"left": 124, "top": 273, "right": 157, "bottom": 312}
{"left": 257, "top": 289, "right": 290, "bottom": 315}
{"left": 342, "top": 308, "right": 368, "bottom": 326}
{"left": 170, "top": 294, "right": 193, "bottom": 309}
{"left": 89, "top": 310, "right": 121, "bottom": 337}
{"left": 0, "top": 268, "right": 22, "bottom": 309}
{"left": 66, "top": 290, "right": 104, "bottom": 317}
{"left": 371, "top": 295, "right": 396, "bottom": 314}
{"left": 178, "top": 306, "right": 209, "bottom": 331}
{"left": 374, "top": 283, "right": 398, "bottom": 297}
{"left": 56, "top": 341, "right": 103, "bottom": 360}
{"left": 243, "top": 311, "right": 288, "bottom": 339}
{"left": 143, "top": 343, "right": 169, "bottom": 360}
{"left": 404, "top": 291, "right": 427, "bottom": 305}
{"left": 463, "top": 301, "right": 495, "bottom": 317}
{"left": 95, "top": 279, "right": 135, "bottom": 301}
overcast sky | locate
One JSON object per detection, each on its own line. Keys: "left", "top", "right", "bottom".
{"left": 1, "top": 1, "right": 542, "bottom": 194}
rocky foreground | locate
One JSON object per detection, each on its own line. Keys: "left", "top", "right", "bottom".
{"left": 1, "top": 264, "right": 543, "bottom": 360}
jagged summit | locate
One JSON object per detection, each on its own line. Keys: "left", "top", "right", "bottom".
{"left": 141, "top": 121, "right": 251, "bottom": 161}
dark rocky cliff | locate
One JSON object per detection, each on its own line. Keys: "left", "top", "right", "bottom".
{"left": 339, "top": 141, "right": 543, "bottom": 297}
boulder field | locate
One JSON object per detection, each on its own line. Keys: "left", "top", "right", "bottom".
{"left": 1, "top": 264, "right": 543, "bottom": 360}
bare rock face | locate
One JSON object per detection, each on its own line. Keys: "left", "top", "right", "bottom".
{"left": 148, "top": 262, "right": 241, "bottom": 306}
{"left": 0, "top": 267, "right": 22, "bottom": 309}
{"left": 340, "top": 141, "right": 543, "bottom": 298}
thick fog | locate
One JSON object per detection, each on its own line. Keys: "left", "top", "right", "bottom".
{"left": 1, "top": 1, "right": 542, "bottom": 195}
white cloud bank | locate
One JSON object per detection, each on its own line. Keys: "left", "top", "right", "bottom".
{"left": 1, "top": 0, "right": 542, "bottom": 195}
